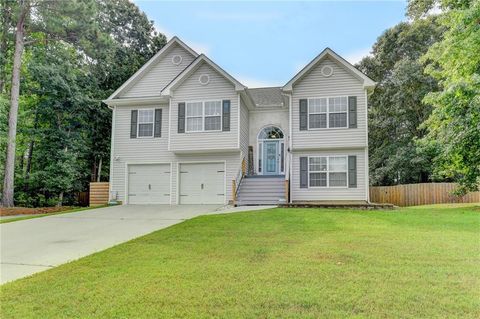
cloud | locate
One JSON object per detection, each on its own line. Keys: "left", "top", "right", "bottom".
{"left": 154, "top": 24, "right": 210, "bottom": 54}
{"left": 343, "top": 48, "right": 372, "bottom": 64}
{"left": 196, "top": 11, "right": 283, "bottom": 22}
{"left": 236, "top": 75, "right": 280, "bottom": 88}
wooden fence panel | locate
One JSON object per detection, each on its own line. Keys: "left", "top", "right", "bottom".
{"left": 370, "top": 183, "right": 480, "bottom": 207}
{"left": 89, "top": 182, "right": 109, "bottom": 206}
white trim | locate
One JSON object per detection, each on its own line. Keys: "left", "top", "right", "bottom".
{"left": 307, "top": 96, "right": 349, "bottom": 130}
{"left": 185, "top": 100, "right": 223, "bottom": 133}
{"left": 307, "top": 155, "right": 349, "bottom": 189}
{"left": 237, "top": 94, "right": 241, "bottom": 149}
{"left": 256, "top": 125, "right": 286, "bottom": 175}
{"left": 168, "top": 98, "right": 172, "bottom": 151}
{"left": 172, "top": 54, "right": 183, "bottom": 66}
{"left": 124, "top": 162, "right": 172, "bottom": 205}
{"left": 321, "top": 65, "right": 334, "bottom": 77}
{"left": 365, "top": 90, "right": 370, "bottom": 202}
{"left": 103, "top": 96, "right": 168, "bottom": 107}
{"left": 161, "top": 54, "right": 246, "bottom": 96}
{"left": 283, "top": 48, "right": 376, "bottom": 91}
{"left": 249, "top": 109, "right": 289, "bottom": 114}
{"left": 108, "top": 106, "right": 116, "bottom": 199}
{"left": 106, "top": 37, "right": 198, "bottom": 100}
{"left": 288, "top": 93, "right": 293, "bottom": 203}
{"left": 198, "top": 74, "right": 210, "bottom": 85}
{"left": 176, "top": 160, "right": 227, "bottom": 205}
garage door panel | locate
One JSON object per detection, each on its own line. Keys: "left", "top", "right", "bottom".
{"left": 179, "top": 163, "right": 225, "bottom": 204}
{"left": 128, "top": 164, "right": 170, "bottom": 204}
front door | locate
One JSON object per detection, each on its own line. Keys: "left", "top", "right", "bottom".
{"left": 263, "top": 141, "right": 278, "bottom": 175}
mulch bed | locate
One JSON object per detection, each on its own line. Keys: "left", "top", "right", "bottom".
{"left": 0, "top": 206, "right": 74, "bottom": 217}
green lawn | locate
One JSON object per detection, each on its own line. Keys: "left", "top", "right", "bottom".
{"left": 1, "top": 205, "right": 479, "bottom": 318}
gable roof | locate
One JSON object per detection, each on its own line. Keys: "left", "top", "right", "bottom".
{"left": 161, "top": 54, "right": 246, "bottom": 96}
{"left": 246, "top": 87, "right": 284, "bottom": 107}
{"left": 283, "top": 48, "right": 376, "bottom": 92}
{"left": 106, "top": 36, "right": 199, "bottom": 100}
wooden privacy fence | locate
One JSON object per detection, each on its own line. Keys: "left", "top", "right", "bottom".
{"left": 370, "top": 183, "right": 480, "bottom": 207}
{"left": 89, "top": 182, "right": 109, "bottom": 206}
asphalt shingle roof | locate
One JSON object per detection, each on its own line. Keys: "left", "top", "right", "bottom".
{"left": 246, "top": 87, "right": 284, "bottom": 107}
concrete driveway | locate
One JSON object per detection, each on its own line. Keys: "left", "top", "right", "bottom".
{"left": 1, "top": 204, "right": 273, "bottom": 284}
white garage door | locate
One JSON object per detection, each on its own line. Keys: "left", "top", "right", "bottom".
{"left": 128, "top": 164, "right": 170, "bottom": 204}
{"left": 179, "top": 162, "right": 225, "bottom": 204}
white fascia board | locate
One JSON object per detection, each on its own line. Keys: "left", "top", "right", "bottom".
{"left": 282, "top": 48, "right": 376, "bottom": 91}
{"left": 103, "top": 96, "right": 168, "bottom": 106}
{"left": 161, "top": 54, "right": 246, "bottom": 96}
{"left": 107, "top": 37, "right": 199, "bottom": 100}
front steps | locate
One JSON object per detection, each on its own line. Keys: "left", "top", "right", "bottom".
{"left": 236, "top": 175, "right": 286, "bottom": 206}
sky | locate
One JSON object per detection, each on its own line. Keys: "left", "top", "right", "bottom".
{"left": 134, "top": 1, "right": 408, "bottom": 87}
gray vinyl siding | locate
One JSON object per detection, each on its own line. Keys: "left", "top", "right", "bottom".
{"left": 120, "top": 44, "right": 195, "bottom": 98}
{"left": 111, "top": 104, "right": 240, "bottom": 204}
{"left": 170, "top": 62, "right": 239, "bottom": 152}
{"left": 240, "top": 96, "right": 249, "bottom": 162}
{"left": 291, "top": 149, "right": 367, "bottom": 201}
{"left": 291, "top": 57, "right": 367, "bottom": 150}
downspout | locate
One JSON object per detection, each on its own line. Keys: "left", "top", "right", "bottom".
{"left": 365, "top": 89, "right": 370, "bottom": 203}
{"left": 288, "top": 93, "right": 293, "bottom": 203}
{"left": 108, "top": 104, "right": 116, "bottom": 202}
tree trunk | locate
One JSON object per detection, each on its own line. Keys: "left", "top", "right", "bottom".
{"left": 57, "top": 191, "right": 63, "bottom": 207}
{"left": 24, "top": 107, "right": 38, "bottom": 191}
{"left": 1, "top": 1, "right": 28, "bottom": 207}
{"left": 96, "top": 157, "right": 102, "bottom": 182}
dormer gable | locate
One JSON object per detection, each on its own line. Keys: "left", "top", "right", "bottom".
{"left": 107, "top": 37, "right": 199, "bottom": 100}
{"left": 283, "top": 48, "right": 375, "bottom": 92}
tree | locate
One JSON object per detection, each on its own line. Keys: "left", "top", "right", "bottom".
{"left": 1, "top": 0, "right": 166, "bottom": 207}
{"left": 419, "top": 0, "right": 480, "bottom": 193}
{"left": 1, "top": 0, "right": 102, "bottom": 206}
{"left": 357, "top": 18, "right": 444, "bottom": 185}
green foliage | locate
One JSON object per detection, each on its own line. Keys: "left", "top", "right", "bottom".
{"left": 407, "top": 0, "right": 473, "bottom": 19}
{"left": 357, "top": 18, "right": 444, "bottom": 185}
{"left": 1, "top": 0, "right": 166, "bottom": 206}
{"left": 420, "top": 0, "right": 480, "bottom": 192}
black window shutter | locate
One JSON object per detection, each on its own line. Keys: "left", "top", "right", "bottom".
{"left": 300, "top": 157, "right": 308, "bottom": 188}
{"left": 299, "top": 99, "right": 308, "bottom": 131}
{"left": 178, "top": 102, "right": 185, "bottom": 133}
{"left": 222, "top": 100, "right": 231, "bottom": 131}
{"left": 348, "top": 96, "right": 357, "bottom": 128}
{"left": 154, "top": 109, "right": 162, "bottom": 137}
{"left": 130, "top": 110, "right": 138, "bottom": 138}
{"left": 348, "top": 155, "right": 357, "bottom": 188}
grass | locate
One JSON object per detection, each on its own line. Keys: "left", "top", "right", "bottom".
{"left": 0, "top": 205, "right": 109, "bottom": 224}
{"left": 1, "top": 204, "right": 479, "bottom": 318}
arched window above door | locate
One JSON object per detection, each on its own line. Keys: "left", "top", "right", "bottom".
{"left": 258, "top": 126, "right": 284, "bottom": 139}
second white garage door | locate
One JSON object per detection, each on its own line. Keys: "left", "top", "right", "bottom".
{"left": 179, "top": 162, "right": 225, "bottom": 204}
{"left": 128, "top": 163, "right": 171, "bottom": 204}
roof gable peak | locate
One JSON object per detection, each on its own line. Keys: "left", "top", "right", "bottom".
{"left": 106, "top": 36, "right": 199, "bottom": 100}
{"left": 283, "top": 47, "right": 375, "bottom": 91}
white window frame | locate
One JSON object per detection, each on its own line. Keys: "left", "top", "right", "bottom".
{"left": 137, "top": 109, "right": 155, "bottom": 138}
{"left": 185, "top": 100, "right": 223, "bottom": 133}
{"left": 307, "top": 96, "right": 348, "bottom": 130}
{"left": 307, "top": 155, "right": 348, "bottom": 188}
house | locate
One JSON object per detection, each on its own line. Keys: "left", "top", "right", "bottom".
{"left": 103, "top": 37, "right": 375, "bottom": 205}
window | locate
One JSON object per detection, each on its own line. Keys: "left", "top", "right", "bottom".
{"left": 258, "top": 143, "right": 262, "bottom": 173}
{"left": 137, "top": 109, "right": 154, "bottom": 137}
{"left": 308, "top": 98, "right": 327, "bottom": 129}
{"left": 309, "top": 156, "right": 347, "bottom": 187}
{"left": 308, "top": 96, "right": 348, "bottom": 129}
{"left": 186, "top": 101, "right": 222, "bottom": 132}
{"left": 204, "top": 101, "right": 222, "bottom": 130}
{"left": 328, "top": 97, "right": 348, "bottom": 128}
